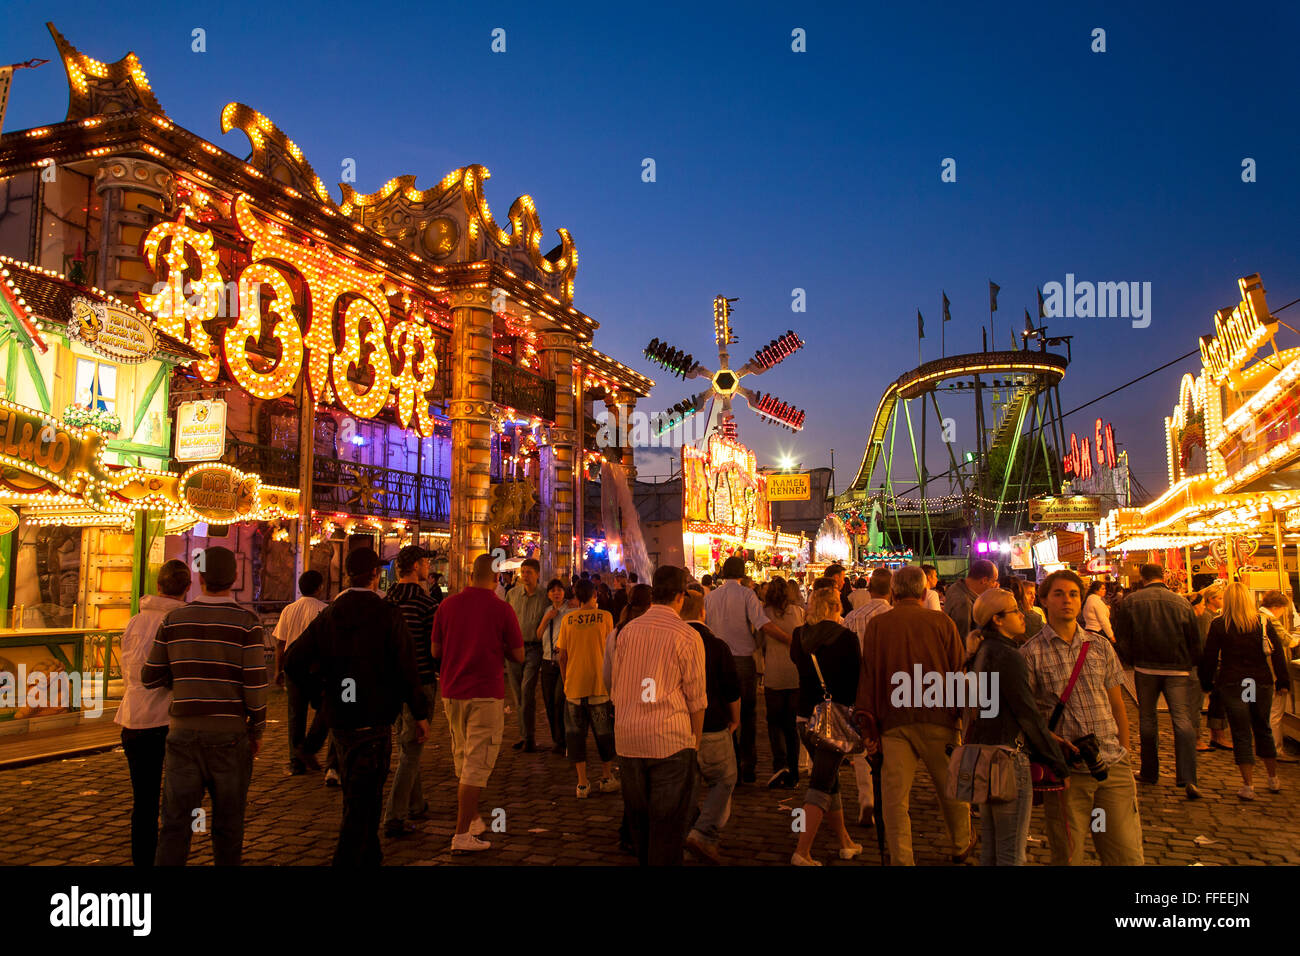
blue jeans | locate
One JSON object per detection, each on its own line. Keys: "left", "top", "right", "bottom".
{"left": 689, "top": 730, "right": 737, "bottom": 844}
{"left": 155, "top": 729, "right": 253, "bottom": 866}
{"left": 1136, "top": 672, "right": 1200, "bottom": 785}
{"left": 506, "top": 643, "right": 544, "bottom": 743}
{"left": 1222, "top": 682, "right": 1277, "bottom": 763}
{"left": 979, "top": 750, "right": 1031, "bottom": 865}
{"left": 384, "top": 683, "right": 437, "bottom": 826}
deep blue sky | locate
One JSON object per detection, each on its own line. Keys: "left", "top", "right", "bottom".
{"left": 5, "top": 1, "right": 1298, "bottom": 497}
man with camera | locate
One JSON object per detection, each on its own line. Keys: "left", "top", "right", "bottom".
{"left": 1022, "top": 569, "right": 1144, "bottom": 865}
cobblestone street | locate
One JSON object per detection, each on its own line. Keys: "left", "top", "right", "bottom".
{"left": 3, "top": 688, "right": 1298, "bottom": 866}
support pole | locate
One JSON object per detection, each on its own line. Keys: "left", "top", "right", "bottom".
{"left": 294, "top": 374, "right": 315, "bottom": 585}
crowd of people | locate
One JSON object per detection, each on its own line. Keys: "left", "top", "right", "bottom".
{"left": 112, "top": 547, "right": 1296, "bottom": 867}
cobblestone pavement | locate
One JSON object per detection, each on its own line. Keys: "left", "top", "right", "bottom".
{"left": 2, "top": 688, "right": 1298, "bottom": 866}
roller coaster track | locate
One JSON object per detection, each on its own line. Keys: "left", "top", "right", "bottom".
{"left": 846, "top": 350, "right": 1069, "bottom": 495}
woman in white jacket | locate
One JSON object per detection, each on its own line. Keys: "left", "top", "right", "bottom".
{"left": 114, "top": 559, "right": 191, "bottom": 866}
{"left": 1082, "top": 580, "right": 1114, "bottom": 641}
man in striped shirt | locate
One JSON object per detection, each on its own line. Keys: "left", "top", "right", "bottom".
{"left": 382, "top": 545, "right": 440, "bottom": 837}
{"left": 143, "top": 546, "right": 266, "bottom": 866}
{"left": 611, "top": 565, "right": 707, "bottom": 866}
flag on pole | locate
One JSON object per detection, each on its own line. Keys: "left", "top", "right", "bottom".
{"left": 989, "top": 281, "right": 1000, "bottom": 313}
{"left": 1037, "top": 287, "right": 1046, "bottom": 320}
{"left": 1024, "top": 308, "right": 1034, "bottom": 334}
{"left": 0, "top": 68, "right": 13, "bottom": 136}
{"left": 917, "top": 310, "right": 925, "bottom": 339}
{"left": 942, "top": 292, "right": 951, "bottom": 323}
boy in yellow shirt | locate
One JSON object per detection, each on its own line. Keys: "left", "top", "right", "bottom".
{"left": 557, "top": 580, "right": 619, "bottom": 798}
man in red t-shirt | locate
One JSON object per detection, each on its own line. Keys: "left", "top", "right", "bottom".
{"left": 432, "top": 552, "right": 525, "bottom": 852}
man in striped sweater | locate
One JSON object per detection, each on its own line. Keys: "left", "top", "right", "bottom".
{"left": 143, "top": 546, "right": 266, "bottom": 866}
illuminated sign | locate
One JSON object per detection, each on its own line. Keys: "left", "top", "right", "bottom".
{"left": 767, "top": 473, "right": 811, "bottom": 501}
{"left": 1064, "top": 419, "right": 1117, "bottom": 479}
{"left": 180, "top": 464, "right": 261, "bottom": 524}
{"left": 1199, "top": 274, "right": 1274, "bottom": 386}
{"left": 1029, "top": 495, "right": 1102, "bottom": 524}
{"left": 140, "top": 197, "right": 440, "bottom": 435}
{"left": 708, "top": 434, "right": 756, "bottom": 474}
{"left": 174, "top": 399, "right": 227, "bottom": 462}
{"left": 0, "top": 505, "right": 17, "bottom": 535}
{"left": 68, "top": 296, "right": 157, "bottom": 364}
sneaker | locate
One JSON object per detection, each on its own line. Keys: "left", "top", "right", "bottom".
{"left": 1238, "top": 785, "right": 1256, "bottom": 801}
{"left": 1185, "top": 784, "right": 1203, "bottom": 800}
{"left": 468, "top": 816, "right": 488, "bottom": 836}
{"left": 767, "top": 770, "right": 787, "bottom": 789}
{"left": 597, "top": 776, "right": 620, "bottom": 794}
{"left": 790, "top": 852, "right": 822, "bottom": 866}
{"left": 576, "top": 783, "right": 591, "bottom": 799}
{"left": 324, "top": 769, "right": 341, "bottom": 788}
{"left": 838, "top": 842, "right": 864, "bottom": 860}
{"left": 451, "top": 832, "right": 491, "bottom": 852}
{"left": 1268, "top": 776, "right": 1282, "bottom": 792}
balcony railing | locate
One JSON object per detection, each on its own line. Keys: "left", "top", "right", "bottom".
{"left": 222, "top": 439, "right": 451, "bottom": 524}
{"left": 492, "top": 359, "right": 556, "bottom": 422}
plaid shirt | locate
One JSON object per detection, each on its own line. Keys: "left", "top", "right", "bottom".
{"left": 1020, "top": 621, "right": 1127, "bottom": 767}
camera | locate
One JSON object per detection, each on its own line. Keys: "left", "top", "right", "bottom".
{"left": 1068, "top": 733, "right": 1108, "bottom": 781}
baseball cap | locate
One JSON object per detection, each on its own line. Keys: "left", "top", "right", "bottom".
{"left": 394, "top": 544, "right": 433, "bottom": 574}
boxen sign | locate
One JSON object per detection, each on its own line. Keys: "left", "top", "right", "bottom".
{"left": 767, "top": 473, "right": 811, "bottom": 501}
{"left": 174, "top": 399, "right": 227, "bottom": 462}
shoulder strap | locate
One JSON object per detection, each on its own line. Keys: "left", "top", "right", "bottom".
{"left": 1046, "top": 639, "right": 1090, "bottom": 732}
{"left": 809, "top": 649, "right": 832, "bottom": 699}
{"left": 1059, "top": 639, "right": 1091, "bottom": 706}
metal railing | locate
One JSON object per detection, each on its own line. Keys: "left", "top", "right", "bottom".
{"left": 223, "top": 439, "right": 451, "bottom": 523}
{"left": 492, "top": 359, "right": 556, "bottom": 422}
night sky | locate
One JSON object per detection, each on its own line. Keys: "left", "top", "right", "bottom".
{"left": 4, "top": 1, "right": 1298, "bottom": 499}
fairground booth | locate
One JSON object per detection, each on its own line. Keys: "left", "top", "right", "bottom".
{"left": 681, "top": 433, "right": 807, "bottom": 581}
{"left": 0, "top": 25, "right": 651, "bottom": 734}
{"left": 1096, "top": 274, "right": 1300, "bottom": 740}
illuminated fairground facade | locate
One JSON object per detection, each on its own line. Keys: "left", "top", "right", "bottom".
{"left": 0, "top": 26, "right": 649, "bottom": 729}
{"left": 1096, "top": 275, "right": 1299, "bottom": 578}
